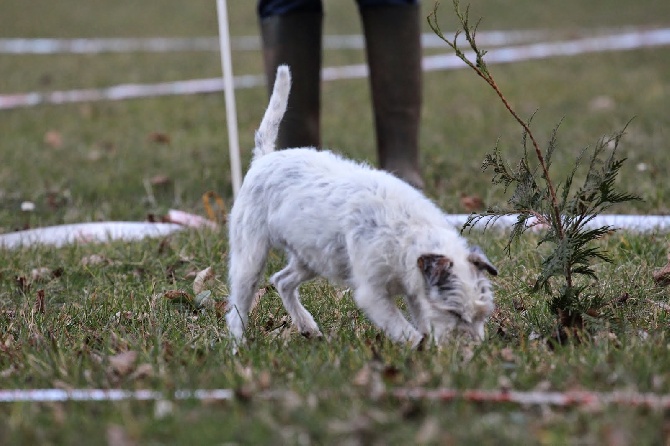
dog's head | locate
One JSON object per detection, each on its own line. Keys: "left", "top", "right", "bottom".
{"left": 417, "top": 245, "right": 497, "bottom": 343}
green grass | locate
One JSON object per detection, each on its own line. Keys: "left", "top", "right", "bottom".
{"left": 2, "top": 1, "right": 670, "bottom": 444}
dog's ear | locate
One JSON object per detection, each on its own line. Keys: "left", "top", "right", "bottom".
{"left": 468, "top": 245, "right": 498, "bottom": 276}
{"left": 417, "top": 254, "right": 454, "bottom": 287}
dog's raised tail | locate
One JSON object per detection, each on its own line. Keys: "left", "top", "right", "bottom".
{"left": 253, "top": 65, "right": 291, "bottom": 159}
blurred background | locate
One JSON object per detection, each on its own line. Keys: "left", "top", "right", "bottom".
{"left": 1, "top": 0, "right": 669, "bottom": 232}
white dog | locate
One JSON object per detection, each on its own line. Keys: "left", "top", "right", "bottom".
{"left": 226, "top": 65, "right": 497, "bottom": 348}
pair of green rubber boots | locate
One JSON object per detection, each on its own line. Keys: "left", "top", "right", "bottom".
{"left": 259, "top": 4, "right": 424, "bottom": 189}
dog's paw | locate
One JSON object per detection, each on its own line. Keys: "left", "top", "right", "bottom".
{"left": 300, "top": 329, "right": 324, "bottom": 340}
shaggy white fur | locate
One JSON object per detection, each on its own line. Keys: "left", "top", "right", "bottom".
{"left": 226, "top": 65, "right": 497, "bottom": 348}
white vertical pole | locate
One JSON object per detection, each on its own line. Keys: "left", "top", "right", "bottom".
{"left": 216, "top": 0, "right": 242, "bottom": 198}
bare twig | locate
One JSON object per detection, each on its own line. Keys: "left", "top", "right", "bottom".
{"left": 427, "top": 1, "right": 568, "bottom": 284}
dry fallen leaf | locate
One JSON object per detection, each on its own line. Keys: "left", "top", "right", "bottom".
{"left": 108, "top": 350, "right": 138, "bottom": 377}
{"left": 44, "top": 130, "right": 63, "bottom": 149}
{"left": 15, "top": 275, "right": 30, "bottom": 292}
{"left": 34, "top": 289, "right": 46, "bottom": 314}
{"left": 147, "top": 132, "right": 171, "bottom": 144}
{"left": 460, "top": 193, "right": 484, "bottom": 212}
{"left": 163, "top": 290, "right": 192, "bottom": 305}
{"left": 202, "top": 190, "right": 227, "bottom": 224}
{"left": 193, "top": 266, "right": 215, "bottom": 295}
{"left": 149, "top": 174, "right": 172, "bottom": 186}
{"left": 653, "top": 262, "right": 670, "bottom": 286}
{"left": 250, "top": 286, "right": 269, "bottom": 312}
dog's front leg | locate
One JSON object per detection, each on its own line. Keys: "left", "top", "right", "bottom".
{"left": 353, "top": 285, "right": 423, "bottom": 347}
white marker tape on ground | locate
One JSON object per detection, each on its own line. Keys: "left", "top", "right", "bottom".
{"left": 2, "top": 28, "right": 669, "bottom": 110}
{"left": 423, "top": 28, "right": 670, "bottom": 71}
{"left": 1, "top": 213, "right": 668, "bottom": 251}
{"left": 444, "top": 214, "right": 670, "bottom": 232}
{"left": 0, "top": 30, "right": 551, "bottom": 54}
{"left": 3, "top": 387, "right": 670, "bottom": 409}
{"left": 0, "top": 222, "right": 183, "bottom": 249}
{"left": 0, "top": 210, "right": 217, "bottom": 250}
{"left": 0, "top": 388, "right": 234, "bottom": 403}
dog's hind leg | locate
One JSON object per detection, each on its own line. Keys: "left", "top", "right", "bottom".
{"left": 225, "top": 239, "right": 270, "bottom": 343}
{"left": 270, "top": 256, "right": 322, "bottom": 338}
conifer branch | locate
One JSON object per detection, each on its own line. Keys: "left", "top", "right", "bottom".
{"left": 428, "top": 1, "right": 640, "bottom": 337}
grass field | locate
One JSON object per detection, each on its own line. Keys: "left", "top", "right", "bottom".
{"left": 2, "top": 1, "right": 670, "bottom": 444}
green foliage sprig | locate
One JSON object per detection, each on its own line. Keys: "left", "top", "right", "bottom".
{"left": 427, "top": 1, "right": 640, "bottom": 337}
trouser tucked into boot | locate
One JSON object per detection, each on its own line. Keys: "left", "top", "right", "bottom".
{"left": 258, "top": 0, "right": 424, "bottom": 189}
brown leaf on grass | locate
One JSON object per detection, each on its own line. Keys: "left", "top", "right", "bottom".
{"left": 44, "top": 130, "right": 63, "bottom": 149}
{"left": 614, "top": 292, "right": 630, "bottom": 306}
{"left": 163, "top": 290, "right": 192, "bottom": 304}
{"left": 193, "top": 266, "right": 215, "bottom": 295}
{"left": 460, "top": 193, "right": 484, "bottom": 212}
{"left": 108, "top": 350, "right": 138, "bottom": 377}
{"left": 202, "top": 191, "right": 227, "bottom": 225}
{"left": 149, "top": 174, "right": 172, "bottom": 187}
{"left": 15, "top": 275, "right": 30, "bottom": 292}
{"left": 147, "top": 132, "right": 171, "bottom": 144}
{"left": 35, "top": 289, "right": 46, "bottom": 314}
{"left": 381, "top": 365, "right": 402, "bottom": 384}
{"left": 250, "top": 286, "right": 269, "bottom": 313}
{"left": 214, "top": 300, "right": 228, "bottom": 318}
{"left": 653, "top": 260, "right": 670, "bottom": 286}
{"left": 45, "top": 190, "right": 68, "bottom": 210}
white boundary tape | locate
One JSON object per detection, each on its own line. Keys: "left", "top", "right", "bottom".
{"left": 2, "top": 28, "right": 669, "bottom": 111}
{"left": 0, "top": 214, "right": 668, "bottom": 251}
{"left": 0, "top": 30, "right": 551, "bottom": 54}
{"left": 0, "top": 28, "right": 653, "bottom": 54}
{"left": 0, "top": 209, "right": 217, "bottom": 250}
{"left": 0, "top": 388, "right": 234, "bottom": 403}
{"left": 3, "top": 388, "right": 670, "bottom": 409}
{"left": 0, "top": 222, "right": 183, "bottom": 250}
{"left": 444, "top": 214, "right": 670, "bottom": 233}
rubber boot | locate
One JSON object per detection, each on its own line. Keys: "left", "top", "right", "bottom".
{"left": 259, "top": 12, "right": 323, "bottom": 149}
{"left": 361, "top": 4, "right": 424, "bottom": 189}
